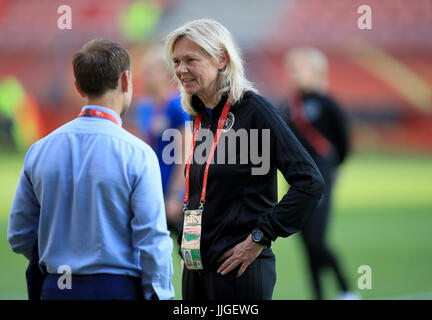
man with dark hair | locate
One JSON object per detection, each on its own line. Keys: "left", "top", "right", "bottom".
{"left": 8, "top": 39, "right": 174, "bottom": 300}
{"left": 73, "top": 39, "right": 131, "bottom": 98}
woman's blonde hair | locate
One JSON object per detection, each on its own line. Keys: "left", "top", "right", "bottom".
{"left": 286, "top": 46, "right": 329, "bottom": 93}
{"left": 165, "top": 18, "right": 257, "bottom": 115}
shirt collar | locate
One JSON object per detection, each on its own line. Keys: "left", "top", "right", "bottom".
{"left": 81, "top": 105, "right": 123, "bottom": 127}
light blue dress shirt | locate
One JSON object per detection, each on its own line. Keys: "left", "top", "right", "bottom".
{"left": 8, "top": 105, "right": 174, "bottom": 300}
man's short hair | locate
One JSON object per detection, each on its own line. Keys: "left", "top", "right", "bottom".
{"left": 73, "top": 39, "right": 130, "bottom": 97}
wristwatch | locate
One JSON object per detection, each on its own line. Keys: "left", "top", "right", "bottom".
{"left": 251, "top": 228, "right": 271, "bottom": 247}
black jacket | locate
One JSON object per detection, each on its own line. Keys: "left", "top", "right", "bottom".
{"left": 180, "top": 91, "right": 325, "bottom": 268}
{"left": 279, "top": 91, "right": 350, "bottom": 168}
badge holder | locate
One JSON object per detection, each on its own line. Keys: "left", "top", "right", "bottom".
{"left": 181, "top": 202, "right": 204, "bottom": 270}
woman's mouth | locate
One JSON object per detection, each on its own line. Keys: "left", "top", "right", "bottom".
{"left": 182, "top": 78, "right": 195, "bottom": 85}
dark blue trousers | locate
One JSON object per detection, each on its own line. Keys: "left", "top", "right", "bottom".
{"left": 41, "top": 274, "right": 144, "bottom": 300}
{"left": 28, "top": 241, "right": 148, "bottom": 300}
{"left": 26, "top": 242, "right": 46, "bottom": 300}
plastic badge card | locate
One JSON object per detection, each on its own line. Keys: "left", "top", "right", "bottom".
{"left": 181, "top": 209, "right": 203, "bottom": 270}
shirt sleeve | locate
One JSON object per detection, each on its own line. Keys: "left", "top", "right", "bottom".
{"left": 8, "top": 153, "right": 40, "bottom": 260}
{"left": 129, "top": 145, "right": 175, "bottom": 300}
{"left": 253, "top": 97, "right": 325, "bottom": 241}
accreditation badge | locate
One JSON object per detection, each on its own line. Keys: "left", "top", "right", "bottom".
{"left": 181, "top": 209, "right": 203, "bottom": 270}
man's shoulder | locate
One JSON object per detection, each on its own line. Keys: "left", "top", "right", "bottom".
{"left": 28, "top": 119, "right": 154, "bottom": 158}
{"left": 27, "top": 119, "right": 76, "bottom": 148}
{"left": 117, "top": 128, "right": 154, "bottom": 153}
{"left": 23, "top": 120, "right": 76, "bottom": 165}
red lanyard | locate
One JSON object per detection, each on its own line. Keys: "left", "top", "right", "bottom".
{"left": 292, "top": 95, "right": 331, "bottom": 157}
{"left": 78, "top": 108, "right": 120, "bottom": 126}
{"left": 184, "top": 97, "right": 231, "bottom": 209}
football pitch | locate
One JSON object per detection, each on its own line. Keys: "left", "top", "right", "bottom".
{"left": 0, "top": 152, "right": 431, "bottom": 300}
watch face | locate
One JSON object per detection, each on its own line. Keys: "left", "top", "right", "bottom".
{"left": 253, "top": 230, "right": 263, "bottom": 242}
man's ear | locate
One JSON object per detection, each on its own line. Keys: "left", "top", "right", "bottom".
{"left": 74, "top": 81, "right": 86, "bottom": 98}
{"left": 121, "top": 70, "right": 131, "bottom": 93}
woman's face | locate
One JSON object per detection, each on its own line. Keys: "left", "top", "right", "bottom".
{"left": 141, "top": 55, "right": 171, "bottom": 96}
{"left": 288, "top": 56, "right": 316, "bottom": 90}
{"left": 287, "top": 55, "right": 326, "bottom": 92}
{"left": 172, "top": 37, "right": 224, "bottom": 100}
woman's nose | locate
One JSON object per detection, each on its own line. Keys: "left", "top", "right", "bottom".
{"left": 178, "top": 62, "right": 189, "bottom": 74}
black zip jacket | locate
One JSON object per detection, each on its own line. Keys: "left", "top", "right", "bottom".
{"left": 180, "top": 91, "right": 325, "bottom": 268}
{"left": 279, "top": 91, "right": 350, "bottom": 168}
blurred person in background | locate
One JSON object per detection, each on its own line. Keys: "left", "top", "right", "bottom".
{"left": 279, "top": 47, "right": 356, "bottom": 300}
{"left": 0, "top": 77, "right": 44, "bottom": 152}
{"left": 0, "top": 112, "right": 14, "bottom": 149}
{"left": 134, "top": 46, "right": 188, "bottom": 236}
{"left": 165, "top": 19, "right": 325, "bottom": 300}
{"left": 8, "top": 39, "right": 174, "bottom": 300}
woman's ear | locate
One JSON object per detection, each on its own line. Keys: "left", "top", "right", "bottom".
{"left": 218, "top": 50, "right": 229, "bottom": 70}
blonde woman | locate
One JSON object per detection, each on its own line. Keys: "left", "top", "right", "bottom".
{"left": 165, "top": 19, "right": 324, "bottom": 300}
{"left": 280, "top": 47, "right": 353, "bottom": 299}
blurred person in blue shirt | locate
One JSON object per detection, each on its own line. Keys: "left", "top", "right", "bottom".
{"left": 135, "top": 46, "right": 188, "bottom": 235}
{"left": 7, "top": 39, "right": 174, "bottom": 300}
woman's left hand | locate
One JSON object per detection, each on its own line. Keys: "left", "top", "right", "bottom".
{"left": 216, "top": 234, "right": 264, "bottom": 277}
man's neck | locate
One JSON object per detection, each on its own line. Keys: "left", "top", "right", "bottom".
{"left": 87, "top": 93, "right": 123, "bottom": 116}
